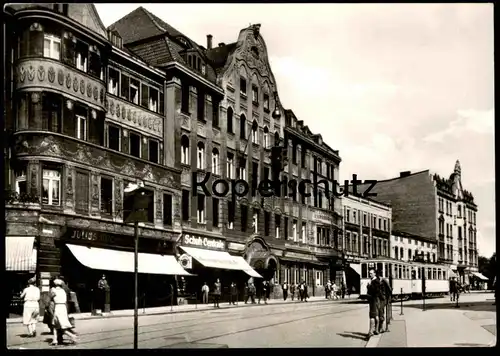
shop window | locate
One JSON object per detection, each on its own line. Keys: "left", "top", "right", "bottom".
{"left": 107, "top": 124, "right": 121, "bottom": 151}
{"left": 43, "top": 33, "right": 61, "bottom": 60}
{"left": 197, "top": 142, "right": 205, "bottom": 170}
{"left": 181, "top": 83, "right": 190, "bottom": 114}
{"left": 227, "top": 107, "right": 234, "bottom": 133}
{"left": 100, "top": 177, "right": 113, "bottom": 216}
{"left": 75, "top": 171, "right": 89, "bottom": 213}
{"left": 227, "top": 201, "right": 234, "bottom": 229}
{"left": 252, "top": 208, "right": 259, "bottom": 234}
{"left": 251, "top": 121, "right": 259, "bottom": 144}
{"left": 241, "top": 205, "right": 248, "bottom": 232}
{"left": 213, "top": 198, "right": 219, "bottom": 227}
{"left": 42, "top": 93, "right": 62, "bottom": 133}
{"left": 15, "top": 168, "right": 27, "bottom": 195}
{"left": 74, "top": 39, "right": 88, "bottom": 72}
{"left": 148, "top": 139, "right": 159, "bottom": 164}
{"left": 275, "top": 214, "right": 281, "bottom": 239}
{"left": 212, "top": 148, "right": 220, "bottom": 175}
{"left": 181, "top": 135, "right": 190, "bottom": 165}
{"left": 240, "top": 77, "right": 247, "bottom": 96}
{"left": 197, "top": 194, "right": 205, "bottom": 224}
{"left": 240, "top": 114, "right": 247, "bottom": 139}
{"left": 129, "top": 132, "right": 141, "bottom": 158}
{"left": 108, "top": 67, "right": 120, "bottom": 95}
{"left": 75, "top": 105, "right": 87, "bottom": 140}
{"left": 252, "top": 85, "right": 259, "bottom": 104}
{"left": 263, "top": 93, "right": 269, "bottom": 112}
{"left": 163, "top": 193, "right": 172, "bottom": 226}
{"left": 182, "top": 190, "right": 189, "bottom": 221}
{"left": 226, "top": 152, "right": 234, "bottom": 179}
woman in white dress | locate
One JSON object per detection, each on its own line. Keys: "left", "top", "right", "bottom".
{"left": 51, "top": 279, "right": 77, "bottom": 345}
{"left": 21, "top": 277, "right": 40, "bottom": 337}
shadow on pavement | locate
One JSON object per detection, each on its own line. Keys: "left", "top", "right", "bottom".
{"left": 405, "top": 300, "right": 496, "bottom": 313}
{"left": 337, "top": 331, "right": 369, "bottom": 341}
{"left": 454, "top": 342, "right": 492, "bottom": 347}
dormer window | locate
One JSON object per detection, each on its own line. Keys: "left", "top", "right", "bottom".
{"left": 201, "top": 64, "right": 206, "bottom": 75}
{"left": 108, "top": 30, "right": 122, "bottom": 48}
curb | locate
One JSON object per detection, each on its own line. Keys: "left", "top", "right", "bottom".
{"left": 7, "top": 297, "right": 344, "bottom": 325}
{"left": 365, "top": 334, "right": 381, "bottom": 348}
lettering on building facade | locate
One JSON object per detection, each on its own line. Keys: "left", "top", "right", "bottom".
{"left": 182, "top": 234, "right": 225, "bottom": 250}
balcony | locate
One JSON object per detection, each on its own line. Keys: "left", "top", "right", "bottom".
{"left": 16, "top": 58, "right": 106, "bottom": 111}
{"left": 106, "top": 95, "right": 163, "bottom": 139}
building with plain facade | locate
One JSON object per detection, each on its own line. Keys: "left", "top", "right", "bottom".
{"left": 358, "top": 161, "right": 478, "bottom": 284}
{"left": 341, "top": 195, "right": 392, "bottom": 292}
{"left": 391, "top": 230, "right": 438, "bottom": 263}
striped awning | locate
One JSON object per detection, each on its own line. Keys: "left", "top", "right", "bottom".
{"left": 6, "top": 236, "right": 37, "bottom": 272}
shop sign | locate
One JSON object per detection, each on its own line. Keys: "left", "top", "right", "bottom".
{"left": 313, "top": 211, "right": 332, "bottom": 225}
{"left": 182, "top": 234, "right": 225, "bottom": 250}
{"left": 285, "top": 251, "right": 313, "bottom": 260}
{"left": 67, "top": 228, "right": 118, "bottom": 245}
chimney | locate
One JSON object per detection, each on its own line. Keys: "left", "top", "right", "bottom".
{"left": 400, "top": 171, "right": 411, "bottom": 178}
{"left": 207, "top": 34, "right": 213, "bottom": 50}
{"left": 218, "top": 42, "right": 225, "bottom": 47}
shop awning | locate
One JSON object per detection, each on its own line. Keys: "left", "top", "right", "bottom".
{"left": 66, "top": 244, "right": 192, "bottom": 276}
{"left": 349, "top": 263, "right": 362, "bottom": 276}
{"left": 6, "top": 236, "right": 37, "bottom": 272}
{"left": 472, "top": 272, "right": 489, "bottom": 281}
{"left": 179, "top": 246, "right": 262, "bottom": 277}
{"left": 448, "top": 269, "right": 458, "bottom": 278}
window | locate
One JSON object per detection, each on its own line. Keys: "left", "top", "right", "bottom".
{"left": 42, "top": 93, "right": 62, "bottom": 133}
{"left": 264, "top": 211, "right": 270, "bottom": 236}
{"left": 201, "top": 64, "right": 206, "bottom": 75}
{"left": 213, "top": 198, "right": 219, "bottom": 227}
{"left": 292, "top": 220, "right": 297, "bottom": 241}
{"left": 130, "top": 78, "right": 140, "bottom": 104}
{"left": 240, "top": 77, "right": 247, "bottom": 96}
{"left": 100, "top": 177, "right": 113, "bottom": 215}
{"left": 251, "top": 121, "right": 258, "bottom": 144}
{"left": 363, "top": 214, "right": 367, "bottom": 226}
{"left": 227, "top": 201, "right": 234, "bottom": 229}
{"left": 182, "top": 190, "right": 190, "bottom": 221}
{"left": 345, "top": 209, "right": 350, "bottom": 223}
{"left": 107, "top": 124, "right": 121, "bottom": 151}
{"left": 237, "top": 158, "right": 246, "bottom": 180}
{"left": 301, "top": 222, "right": 307, "bottom": 243}
{"left": 42, "top": 169, "right": 61, "bottom": 206}
{"left": 43, "top": 34, "right": 61, "bottom": 60}
{"left": 352, "top": 211, "right": 357, "bottom": 224}
{"left": 252, "top": 208, "right": 259, "bottom": 233}
{"left": 75, "top": 106, "right": 87, "bottom": 140}
{"left": 241, "top": 205, "right": 248, "bottom": 232}
{"left": 394, "top": 247, "right": 398, "bottom": 259}
{"left": 181, "top": 136, "right": 190, "bottom": 165}
{"left": 181, "top": 83, "right": 190, "bottom": 114}
{"left": 284, "top": 217, "right": 289, "bottom": 239}
{"left": 88, "top": 48, "right": 102, "bottom": 80}
{"left": 197, "top": 92, "right": 205, "bottom": 122}
{"left": 148, "top": 87, "right": 159, "bottom": 112}
{"left": 263, "top": 93, "right": 270, "bottom": 111}
{"left": 240, "top": 114, "right": 247, "bottom": 139}
{"left": 148, "top": 139, "right": 159, "bottom": 164}
{"left": 15, "top": 168, "right": 27, "bottom": 195}
{"left": 226, "top": 152, "right": 234, "bottom": 179}
{"left": 384, "top": 219, "right": 387, "bottom": 231}
{"left": 197, "top": 142, "right": 205, "bottom": 170}
{"left": 129, "top": 132, "right": 141, "bottom": 158}
{"left": 263, "top": 127, "right": 269, "bottom": 149}
{"left": 197, "top": 194, "right": 205, "bottom": 223}
{"left": 108, "top": 67, "right": 120, "bottom": 96}
{"left": 408, "top": 249, "right": 412, "bottom": 261}
{"left": 383, "top": 240, "right": 388, "bottom": 257}
{"left": 163, "top": 193, "right": 173, "bottom": 226}
{"left": 212, "top": 148, "right": 220, "bottom": 175}
{"left": 275, "top": 214, "right": 281, "bottom": 239}
{"left": 252, "top": 85, "right": 258, "bottom": 103}
{"left": 252, "top": 161, "right": 259, "bottom": 190}
{"left": 227, "top": 107, "right": 234, "bottom": 133}
{"left": 264, "top": 166, "right": 270, "bottom": 181}
{"left": 212, "top": 101, "right": 219, "bottom": 127}
{"left": 399, "top": 247, "right": 404, "bottom": 260}
{"left": 75, "top": 171, "right": 89, "bottom": 213}
{"left": 378, "top": 218, "right": 382, "bottom": 229}
{"left": 75, "top": 39, "right": 88, "bottom": 72}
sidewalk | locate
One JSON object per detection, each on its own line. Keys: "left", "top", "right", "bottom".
{"left": 7, "top": 294, "right": 360, "bottom": 325}
{"left": 368, "top": 294, "right": 496, "bottom": 347}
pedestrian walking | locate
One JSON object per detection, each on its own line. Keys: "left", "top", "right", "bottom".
{"left": 229, "top": 282, "right": 237, "bottom": 305}
{"left": 341, "top": 282, "right": 346, "bottom": 299}
{"left": 213, "top": 279, "right": 221, "bottom": 308}
{"left": 258, "top": 281, "right": 268, "bottom": 304}
{"left": 304, "top": 281, "right": 309, "bottom": 302}
{"left": 332, "top": 282, "right": 339, "bottom": 300}
{"left": 50, "top": 279, "right": 78, "bottom": 345}
{"left": 366, "top": 269, "right": 382, "bottom": 338}
{"left": 245, "top": 283, "right": 256, "bottom": 304}
{"left": 21, "top": 277, "right": 40, "bottom": 337}
{"left": 325, "top": 280, "right": 331, "bottom": 299}
{"left": 298, "top": 282, "right": 304, "bottom": 301}
{"left": 379, "top": 272, "right": 393, "bottom": 333}
{"left": 290, "top": 283, "right": 296, "bottom": 301}
{"left": 201, "top": 282, "right": 209, "bottom": 304}
{"left": 282, "top": 281, "right": 289, "bottom": 301}
{"left": 97, "top": 275, "right": 109, "bottom": 313}
{"left": 43, "top": 279, "right": 56, "bottom": 335}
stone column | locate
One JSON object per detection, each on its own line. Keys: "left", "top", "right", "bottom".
{"left": 165, "top": 77, "right": 181, "bottom": 168}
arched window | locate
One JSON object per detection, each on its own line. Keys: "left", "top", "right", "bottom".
{"left": 181, "top": 135, "right": 190, "bottom": 165}
{"left": 251, "top": 120, "right": 258, "bottom": 144}
{"left": 240, "top": 114, "right": 246, "bottom": 139}
{"left": 227, "top": 107, "right": 233, "bottom": 133}
{"left": 399, "top": 247, "right": 404, "bottom": 260}
{"left": 212, "top": 148, "right": 220, "bottom": 175}
{"left": 274, "top": 131, "right": 280, "bottom": 146}
{"left": 263, "top": 126, "right": 269, "bottom": 148}
{"left": 197, "top": 142, "right": 205, "bottom": 170}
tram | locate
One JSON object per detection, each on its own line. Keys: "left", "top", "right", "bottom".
{"left": 359, "top": 258, "right": 451, "bottom": 301}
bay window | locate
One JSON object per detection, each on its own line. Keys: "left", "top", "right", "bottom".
{"left": 107, "top": 124, "right": 121, "bottom": 151}
{"left": 88, "top": 47, "right": 102, "bottom": 80}
{"left": 42, "top": 168, "right": 61, "bottom": 206}
{"left": 129, "top": 132, "right": 141, "bottom": 158}
{"left": 43, "top": 33, "right": 61, "bottom": 60}
{"left": 15, "top": 169, "right": 27, "bottom": 195}
{"left": 108, "top": 67, "right": 120, "bottom": 96}
{"left": 75, "top": 104, "right": 88, "bottom": 140}
{"left": 75, "top": 39, "right": 88, "bottom": 72}
{"left": 42, "top": 93, "right": 62, "bottom": 133}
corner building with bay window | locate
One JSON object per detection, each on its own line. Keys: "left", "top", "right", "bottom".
{"left": 4, "top": 4, "right": 191, "bottom": 315}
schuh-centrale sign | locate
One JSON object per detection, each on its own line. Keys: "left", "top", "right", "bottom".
{"left": 183, "top": 234, "right": 225, "bottom": 250}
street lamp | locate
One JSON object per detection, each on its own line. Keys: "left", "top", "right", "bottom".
{"left": 124, "top": 181, "right": 149, "bottom": 350}
{"left": 272, "top": 91, "right": 281, "bottom": 121}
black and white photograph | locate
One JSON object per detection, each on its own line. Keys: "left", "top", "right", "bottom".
{"left": 4, "top": 2, "right": 495, "bottom": 349}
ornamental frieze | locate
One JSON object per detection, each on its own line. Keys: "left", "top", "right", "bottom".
{"left": 15, "top": 59, "right": 105, "bottom": 110}
{"left": 14, "top": 134, "right": 180, "bottom": 190}
{"left": 106, "top": 95, "right": 163, "bottom": 138}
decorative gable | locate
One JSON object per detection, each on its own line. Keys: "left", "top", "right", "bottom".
{"left": 68, "top": 4, "right": 108, "bottom": 39}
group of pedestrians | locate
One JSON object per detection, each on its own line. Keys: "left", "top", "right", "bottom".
{"left": 281, "top": 281, "right": 310, "bottom": 302}
{"left": 199, "top": 279, "right": 272, "bottom": 307}
{"left": 20, "top": 276, "right": 78, "bottom": 346}
{"left": 366, "top": 268, "right": 393, "bottom": 337}
{"left": 325, "top": 280, "right": 348, "bottom": 300}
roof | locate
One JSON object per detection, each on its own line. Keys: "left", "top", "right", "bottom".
{"left": 206, "top": 42, "right": 238, "bottom": 75}
{"left": 371, "top": 170, "right": 430, "bottom": 184}
{"left": 392, "top": 229, "right": 436, "bottom": 244}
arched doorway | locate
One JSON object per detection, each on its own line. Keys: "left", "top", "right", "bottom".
{"left": 244, "top": 238, "right": 278, "bottom": 283}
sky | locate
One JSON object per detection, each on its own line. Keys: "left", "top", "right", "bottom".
{"left": 95, "top": 3, "right": 495, "bottom": 258}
